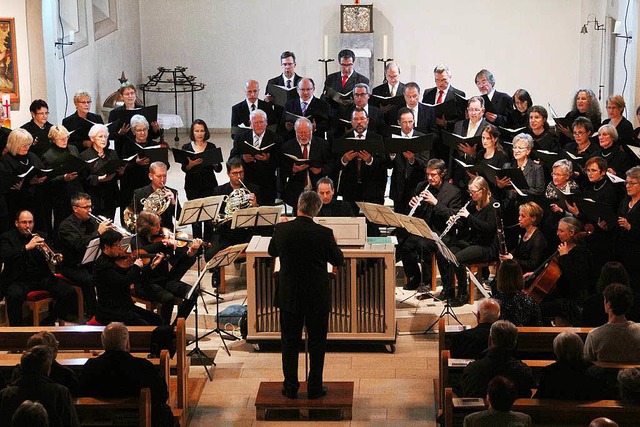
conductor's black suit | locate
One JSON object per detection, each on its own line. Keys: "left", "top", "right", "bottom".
{"left": 268, "top": 216, "right": 344, "bottom": 396}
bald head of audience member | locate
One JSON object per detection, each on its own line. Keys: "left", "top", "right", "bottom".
{"left": 488, "top": 320, "right": 518, "bottom": 350}
{"left": 101, "top": 322, "right": 130, "bottom": 352}
{"left": 589, "top": 418, "right": 619, "bottom": 427}
{"left": 477, "top": 298, "right": 500, "bottom": 324}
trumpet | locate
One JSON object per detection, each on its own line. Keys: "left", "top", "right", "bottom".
{"left": 29, "top": 233, "right": 63, "bottom": 266}
{"left": 88, "top": 213, "right": 132, "bottom": 238}
{"left": 439, "top": 200, "right": 471, "bottom": 239}
{"left": 408, "top": 184, "right": 430, "bottom": 217}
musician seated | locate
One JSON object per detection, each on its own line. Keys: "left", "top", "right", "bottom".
{"left": 584, "top": 283, "right": 640, "bottom": 363}
{"left": 130, "top": 212, "right": 202, "bottom": 325}
{"left": 450, "top": 298, "right": 500, "bottom": 359}
{"left": 57, "top": 193, "right": 111, "bottom": 320}
{"left": 93, "top": 229, "right": 162, "bottom": 326}
{"left": 316, "top": 177, "right": 355, "bottom": 217}
{"left": 493, "top": 260, "right": 542, "bottom": 326}
{"left": 539, "top": 217, "right": 594, "bottom": 326}
{"left": 131, "top": 161, "right": 179, "bottom": 230}
{"left": 205, "top": 158, "right": 259, "bottom": 287}
{"left": 499, "top": 201, "right": 547, "bottom": 275}
{"left": 0, "top": 210, "right": 76, "bottom": 326}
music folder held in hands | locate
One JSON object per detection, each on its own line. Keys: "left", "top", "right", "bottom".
{"left": 109, "top": 105, "right": 159, "bottom": 127}
{"left": 178, "top": 195, "right": 226, "bottom": 227}
{"left": 440, "top": 130, "right": 482, "bottom": 152}
{"left": 266, "top": 83, "right": 298, "bottom": 107}
{"left": 171, "top": 146, "right": 223, "bottom": 167}
{"left": 331, "top": 135, "right": 385, "bottom": 156}
{"left": 496, "top": 167, "right": 530, "bottom": 190}
{"left": 422, "top": 98, "right": 458, "bottom": 119}
{"left": 384, "top": 134, "right": 434, "bottom": 154}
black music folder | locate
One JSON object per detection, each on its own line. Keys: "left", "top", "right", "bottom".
{"left": 622, "top": 143, "right": 640, "bottom": 166}
{"left": 281, "top": 153, "right": 323, "bottom": 168}
{"left": 534, "top": 149, "right": 584, "bottom": 169}
{"left": 453, "top": 159, "right": 500, "bottom": 184}
{"left": 266, "top": 83, "right": 298, "bottom": 107}
{"left": 441, "top": 130, "right": 482, "bottom": 151}
{"left": 384, "top": 134, "right": 433, "bottom": 154}
{"left": 496, "top": 167, "right": 530, "bottom": 189}
{"left": 497, "top": 126, "right": 526, "bottom": 141}
{"left": 331, "top": 136, "right": 385, "bottom": 156}
{"left": 552, "top": 116, "right": 573, "bottom": 129}
{"left": 109, "top": 105, "right": 159, "bottom": 127}
{"left": 15, "top": 166, "right": 54, "bottom": 180}
{"left": 171, "top": 147, "right": 223, "bottom": 167}
{"left": 422, "top": 99, "right": 457, "bottom": 119}
{"left": 237, "top": 141, "right": 276, "bottom": 156}
{"left": 323, "top": 86, "right": 354, "bottom": 105}
{"left": 49, "top": 154, "right": 92, "bottom": 177}
{"left": 554, "top": 192, "right": 618, "bottom": 225}
{"left": 94, "top": 154, "right": 137, "bottom": 175}
{"left": 284, "top": 111, "right": 313, "bottom": 123}
{"left": 369, "top": 94, "right": 404, "bottom": 110}
{"left": 134, "top": 144, "right": 169, "bottom": 166}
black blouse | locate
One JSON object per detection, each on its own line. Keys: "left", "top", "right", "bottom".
{"left": 513, "top": 228, "right": 547, "bottom": 273}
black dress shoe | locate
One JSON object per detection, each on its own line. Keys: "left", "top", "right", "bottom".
{"left": 449, "top": 297, "right": 467, "bottom": 307}
{"left": 403, "top": 277, "right": 420, "bottom": 291}
{"left": 281, "top": 388, "right": 297, "bottom": 399}
{"left": 307, "top": 386, "right": 328, "bottom": 399}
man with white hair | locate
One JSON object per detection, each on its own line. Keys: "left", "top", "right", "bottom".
{"left": 450, "top": 299, "right": 501, "bottom": 359}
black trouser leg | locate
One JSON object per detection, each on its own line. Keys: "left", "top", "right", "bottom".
{"left": 279, "top": 310, "right": 304, "bottom": 393}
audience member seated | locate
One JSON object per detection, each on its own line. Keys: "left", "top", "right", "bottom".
{"left": 617, "top": 367, "right": 640, "bottom": 403}
{"left": 11, "top": 331, "right": 79, "bottom": 396}
{"left": 450, "top": 298, "right": 500, "bottom": 359}
{"left": 79, "top": 322, "right": 174, "bottom": 427}
{"left": 584, "top": 283, "right": 640, "bottom": 363}
{"left": 463, "top": 376, "right": 532, "bottom": 427}
{"left": 589, "top": 418, "right": 620, "bottom": 427}
{"left": 10, "top": 400, "right": 49, "bottom": 427}
{"left": 534, "top": 331, "right": 604, "bottom": 400}
{"left": 0, "top": 346, "right": 79, "bottom": 427}
{"left": 461, "top": 320, "right": 535, "bottom": 398}
{"left": 493, "top": 260, "right": 542, "bottom": 326}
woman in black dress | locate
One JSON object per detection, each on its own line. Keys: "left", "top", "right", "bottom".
{"left": 597, "top": 124, "right": 633, "bottom": 177}
{"left": 499, "top": 201, "right": 547, "bottom": 275}
{"left": 80, "top": 124, "right": 123, "bottom": 219}
{"left": 617, "top": 166, "right": 640, "bottom": 290}
{"left": 602, "top": 95, "right": 634, "bottom": 146}
{"left": 180, "top": 119, "right": 223, "bottom": 240}
{"left": 557, "top": 89, "right": 601, "bottom": 145}
{"left": 527, "top": 105, "right": 560, "bottom": 153}
{"left": 565, "top": 117, "right": 601, "bottom": 160}
{"left": 493, "top": 259, "right": 542, "bottom": 326}
{"left": 508, "top": 89, "right": 532, "bottom": 129}
{"left": 20, "top": 99, "right": 53, "bottom": 158}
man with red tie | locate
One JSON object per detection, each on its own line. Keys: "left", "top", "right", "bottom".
{"left": 422, "top": 64, "right": 467, "bottom": 131}
{"left": 323, "top": 49, "right": 369, "bottom": 117}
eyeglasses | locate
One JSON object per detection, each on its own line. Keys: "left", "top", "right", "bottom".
{"left": 77, "top": 100, "right": 92, "bottom": 104}
{"left": 299, "top": 88, "right": 314, "bottom": 92}
{"left": 133, "top": 128, "right": 148, "bottom": 133}
{"left": 551, "top": 173, "right": 569, "bottom": 178}
{"left": 468, "top": 188, "right": 483, "bottom": 195}
{"left": 340, "top": 62, "right": 354, "bottom": 67}
{"left": 229, "top": 171, "right": 244, "bottom": 176}
{"left": 573, "top": 130, "right": 587, "bottom": 136}
{"left": 467, "top": 108, "right": 482, "bottom": 113}
{"left": 281, "top": 62, "right": 294, "bottom": 67}
{"left": 626, "top": 181, "right": 640, "bottom": 186}
{"left": 513, "top": 146, "right": 529, "bottom": 151}
{"left": 353, "top": 93, "right": 368, "bottom": 98}
{"left": 75, "top": 205, "right": 92, "bottom": 210}
{"left": 35, "top": 111, "right": 50, "bottom": 116}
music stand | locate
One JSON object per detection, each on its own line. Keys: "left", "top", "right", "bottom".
{"left": 178, "top": 195, "right": 225, "bottom": 309}
{"left": 230, "top": 206, "right": 282, "bottom": 229}
{"left": 81, "top": 236, "right": 132, "bottom": 265}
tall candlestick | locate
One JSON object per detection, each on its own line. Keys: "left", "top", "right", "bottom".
{"left": 383, "top": 35, "right": 388, "bottom": 59}
{"left": 323, "top": 35, "right": 329, "bottom": 60}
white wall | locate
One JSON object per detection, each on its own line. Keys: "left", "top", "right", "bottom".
{"left": 0, "top": 1, "right": 33, "bottom": 125}
{"left": 139, "top": 0, "right": 591, "bottom": 129}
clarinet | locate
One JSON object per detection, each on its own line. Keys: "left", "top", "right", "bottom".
{"left": 439, "top": 200, "right": 471, "bottom": 239}
{"left": 493, "top": 202, "right": 509, "bottom": 256}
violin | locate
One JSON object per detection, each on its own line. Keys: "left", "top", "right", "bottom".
{"left": 114, "top": 248, "right": 160, "bottom": 269}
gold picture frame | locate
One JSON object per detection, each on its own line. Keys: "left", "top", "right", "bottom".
{"left": 340, "top": 5, "right": 373, "bottom": 33}
{"left": 0, "top": 17, "right": 19, "bottom": 103}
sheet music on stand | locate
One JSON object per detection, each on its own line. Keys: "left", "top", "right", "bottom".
{"left": 81, "top": 235, "right": 132, "bottom": 265}
{"left": 185, "top": 243, "right": 249, "bottom": 300}
{"left": 231, "top": 206, "right": 281, "bottom": 229}
{"left": 356, "top": 202, "right": 404, "bottom": 228}
{"left": 178, "top": 195, "right": 225, "bottom": 226}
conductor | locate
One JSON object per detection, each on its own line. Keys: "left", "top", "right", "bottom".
{"left": 268, "top": 191, "right": 344, "bottom": 399}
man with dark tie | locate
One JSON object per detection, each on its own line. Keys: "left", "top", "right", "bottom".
{"left": 372, "top": 62, "right": 405, "bottom": 98}
{"left": 388, "top": 108, "right": 428, "bottom": 214}
{"left": 279, "top": 78, "right": 331, "bottom": 141}
{"left": 281, "top": 117, "right": 333, "bottom": 211}
{"left": 230, "top": 109, "right": 281, "bottom": 206}
{"left": 475, "top": 69, "right": 513, "bottom": 127}
{"left": 324, "top": 49, "right": 370, "bottom": 94}
{"left": 385, "top": 82, "right": 436, "bottom": 134}
{"left": 268, "top": 190, "right": 344, "bottom": 400}
{"left": 316, "top": 177, "right": 355, "bottom": 217}
{"left": 336, "top": 107, "right": 386, "bottom": 208}
{"left": 338, "top": 83, "right": 386, "bottom": 136}
{"left": 422, "top": 64, "right": 466, "bottom": 131}
{"left": 265, "top": 51, "right": 303, "bottom": 124}
{"left": 230, "top": 80, "right": 275, "bottom": 137}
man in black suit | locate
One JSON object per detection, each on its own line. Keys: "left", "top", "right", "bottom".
{"left": 385, "top": 82, "right": 436, "bottom": 134}
{"left": 450, "top": 299, "right": 501, "bottom": 359}
{"left": 324, "top": 49, "right": 370, "bottom": 95}
{"left": 62, "top": 90, "right": 104, "bottom": 151}
{"left": 231, "top": 80, "right": 276, "bottom": 137}
{"left": 475, "top": 69, "right": 513, "bottom": 127}
{"left": 265, "top": 51, "right": 303, "bottom": 124}
{"left": 399, "top": 159, "right": 462, "bottom": 291}
{"left": 388, "top": 108, "right": 429, "bottom": 214}
{"left": 338, "top": 83, "right": 386, "bottom": 136}
{"left": 79, "top": 322, "right": 174, "bottom": 426}
{"left": 336, "top": 107, "right": 387, "bottom": 207}
{"left": 316, "top": 177, "right": 355, "bottom": 217}
{"left": 372, "top": 62, "right": 405, "bottom": 98}
{"left": 281, "top": 117, "right": 334, "bottom": 210}
{"left": 451, "top": 96, "right": 490, "bottom": 189}
{"left": 279, "top": 77, "right": 331, "bottom": 140}
{"left": 268, "top": 191, "right": 344, "bottom": 399}
{"left": 230, "top": 109, "right": 281, "bottom": 206}
{"left": 422, "top": 64, "right": 466, "bottom": 132}
{"left": 131, "top": 161, "right": 180, "bottom": 230}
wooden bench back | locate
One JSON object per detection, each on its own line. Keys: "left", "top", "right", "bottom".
{"left": 75, "top": 387, "right": 151, "bottom": 427}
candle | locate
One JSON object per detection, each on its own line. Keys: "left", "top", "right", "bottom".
{"left": 323, "top": 35, "right": 329, "bottom": 60}
{"left": 68, "top": 30, "right": 75, "bottom": 43}
{"left": 383, "top": 35, "right": 388, "bottom": 59}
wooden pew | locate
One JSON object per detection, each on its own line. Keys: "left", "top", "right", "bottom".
{"left": 444, "top": 386, "right": 640, "bottom": 427}
{"left": 0, "top": 319, "right": 188, "bottom": 425}
{"left": 75, "top": 387, "right": 151, "bottom": 427}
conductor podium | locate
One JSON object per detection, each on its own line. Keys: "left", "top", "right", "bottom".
{"left": 245, "top": 234, "right": 396, "bottom": 346}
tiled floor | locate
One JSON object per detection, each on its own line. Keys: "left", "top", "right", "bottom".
{"left": 161, "top": 131, "right": 477, "bottom": 425}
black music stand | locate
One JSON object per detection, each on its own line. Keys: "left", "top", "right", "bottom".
{"left": 178, "top": 195, "right": 225, "bottom": 310}
{"left": 230, "top": 206, "right": 282, "bottom": 230}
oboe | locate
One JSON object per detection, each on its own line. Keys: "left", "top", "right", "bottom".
{"left": 439, "top": 200, "right": 471, "bottom": 239}
{"left": 494, "top": 202, "right": 509, "bottom": 256}
{"left": 407, "top": 184, "right": 430, "bottom": 217}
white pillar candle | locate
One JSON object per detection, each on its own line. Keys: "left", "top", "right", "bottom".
{"left": 383, "top": 35, "right": 388, "bottom": 59}
{"left": 323, "top": 35, "right": 329, "bottom": 60}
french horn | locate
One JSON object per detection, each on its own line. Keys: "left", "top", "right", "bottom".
{"left": 123, "top": 187, "right": 172, "bottom": 232}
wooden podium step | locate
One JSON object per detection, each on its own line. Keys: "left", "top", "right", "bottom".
{"left": 255, "top": 381, "right": 354, "bottom": 421}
